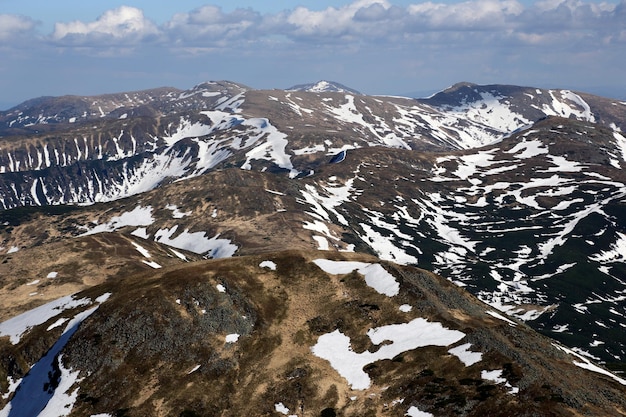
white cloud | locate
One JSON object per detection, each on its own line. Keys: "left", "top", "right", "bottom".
{"left": 407, "top": 0, "right": 524, "bottom": 30}
{"left": 0, "top": 14, "right": 36, "bottom": 41}
{"left": 164, "top": 6, "right": 260, "bottom": 44}
{"left": 52, "top": 6, "right": 159, "bottom": 45}
{"left": 284, "top": 0, "right": 392, "bottom": 38}
{"left": 36, "top": 0, "right": 626, "bottom": 49}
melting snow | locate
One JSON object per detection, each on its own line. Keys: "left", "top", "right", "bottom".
{"left": 46, "top": 318, "right": 69, "bottom": 331}
{"left": 240, "top": 117, "right": 300, "bottom": 178}
{"left": 486, "top": 310, "right": 517, "bottom": 327}
{"left": 313, "top": 259, "right": 400, "bottom": 297}
{"left": 481, "top": 369, "right": 506, "bottom": 384}
{"left": 225, "top": 334, "right": 240, "bottom": 343}
{"left": 170, "top": 249, "right": 188, "bottom": 261}
{"left": 142, "top": 260, "right": 162, "bottom": 269}
{"left": 274, "top": 403, "right": 297, "bottom": 416}
{"left": 259, "top": 260, "right": 277, "bottom": 270}
{"left": 35, "top": 356, "right": 83, "bottom": 417}
{"left": 311, "top": 318, "right": 465, "bottom": 390}
{"left": 131, "top": 242, "right": 151, "bottom": 258}
{"left": 154, "top": 225, "right": 237, "bottom": 258}
{"left": 162, "top": 116, "right": 215, "bottom": 147}
{"left": 312, "top": 236, "right": 330, "bottom": 250}
{"left": 448, "top": 343, "right": 483, "bottom": 366}
{"left": 358, "top": 223, "right": 419, "bottom": 265}
{"left": 187, "top": 365, "right": 201, "bottom": 374}
{"left": 299, "top": 178, "right": 360, "bottom": 226}
{"left": 293, "top": 144, "right": 325, "bottom": 155}
{"left": 1, "top": 377, "right": 20, "bottom": 401}
{"left": 613, "top": 131, "right": 626, "bottom": 164}
{"left": 406, "top": 406, "right": 434, "bottom": 417}
{"left": 399, "top": 304, "right": 413, "bottom": 313}
{"left": 0, "top": 303, "right": 107, "bottom": 416}
{"left": 554, "top": 344, "right": 626, "bottom": 385}
{"left": 131, "top": 228, "right": 150, "bottom": 239}
{"left": 590, "top": 232, "right": 626, "bottom": 263}
{"left": 79, "top": 206, "right": 154, "bottom": 236}
{"left": 481, "top": 369, "right": 519, "bottom": 394}
{"left": 506, "top": 139, "right": 549, "bottom": 159}
{"left": 265, "top": 189, "right": 285, "bottom": 196}
{"left": 0, "top": 293, "right": 110, "bottom": 344}
{"left": 166, "top": 204, "right": 192, "bottom": 218}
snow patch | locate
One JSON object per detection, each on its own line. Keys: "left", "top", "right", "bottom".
{"left": 0, "top": 305, "right": 105, "bottom": 416}
{"left": 225, "top": 333, "right": 240, "bottom": 343}
{"left": 486, "top": 310, "right": 517, "bottom": 326}
{"left": 448, "top": 343, "right": 483, "bottom": 366}
{"left": 79, "top": 206, "right": 154, "bottom": 236}
{"left": 142, "top": 260, "right": 162, "bottom": 269}
{"left": 259, "top": 260, "right": 277, "bottom": 270}
{"left": 312, "top": 318, "right": 465, "bottom": 390}
{"left": 406, "top": 406, "right": 433, "bottom": 417}
{"left": 399, "top": 304, "right": 413, "bottom": 313}
{"left": 154, "top": 225, "right": 237, "bottom": 258}
{"left": 0, "top": 293, "right": 110, "bottom": 344}
{"left": 313, "top": 259, "right": 400, "bottom": 297}
{"left": 554, "top": 344, "right": 626, "bottom": 385}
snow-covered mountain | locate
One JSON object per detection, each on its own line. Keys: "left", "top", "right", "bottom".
{"left": 1, "top": 81, "right": 626, "bottom": 416}
{"left": 0, "top": 82, "right": 619, "bottom": 209}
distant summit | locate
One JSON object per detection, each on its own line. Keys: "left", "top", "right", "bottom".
{"left": 287, "top": 80, "right": 361, "bottom": 94}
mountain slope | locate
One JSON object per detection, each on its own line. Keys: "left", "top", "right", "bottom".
{"left": 1, "top": 81, "right": 626, "bottom": 415}
{"left": 0, "top": 83, "right": 623, "bottom": 210}
{"left": 1, "top": 116, "right": 625, "bottom": 366}
{"left": 1, "top": 251, "right": 625, "bottom": 416}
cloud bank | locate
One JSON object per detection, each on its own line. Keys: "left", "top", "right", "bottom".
{"left": 2, "top": 0, "right": 622, "bottom": 49}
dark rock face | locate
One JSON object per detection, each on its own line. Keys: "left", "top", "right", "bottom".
{"left": 65, "top": 279, "right": 256, "bottom": 374}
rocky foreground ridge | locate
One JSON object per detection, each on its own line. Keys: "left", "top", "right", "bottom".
{"left": 1, "top": 251, "right": 626, "bottom": 416}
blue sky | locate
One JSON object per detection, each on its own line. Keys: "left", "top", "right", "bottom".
{"left": 1, "top": 0, "right": 625, "bottom": 109}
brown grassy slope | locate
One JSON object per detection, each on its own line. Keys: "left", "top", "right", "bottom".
{"left": 0, "top": 232, "right": 200, "bottom": 322}
{"left": 15, "top": 250, "right": 621, "bottom": 417}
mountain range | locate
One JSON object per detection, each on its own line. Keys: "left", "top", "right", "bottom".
{"left": 1, "top": 80, "right": 626, "bottom": 416}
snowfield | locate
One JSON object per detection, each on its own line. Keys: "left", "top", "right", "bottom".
{"left": 0, "top": 294, "right": 111, "bottom": 417}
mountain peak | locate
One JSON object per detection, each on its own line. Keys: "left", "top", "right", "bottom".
{"left": 442, "top": 81, "right": 478, "bottom": 93}
{"left": 287, "top": 80, "right": 361, "bottom": 94}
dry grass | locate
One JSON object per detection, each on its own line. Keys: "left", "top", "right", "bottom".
{"left": 2, "top": 250, "right": 622, "bottom": 416}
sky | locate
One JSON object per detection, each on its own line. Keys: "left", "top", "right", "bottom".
{"left": 1, "top": 0, "right": 625, "bottom": 109}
